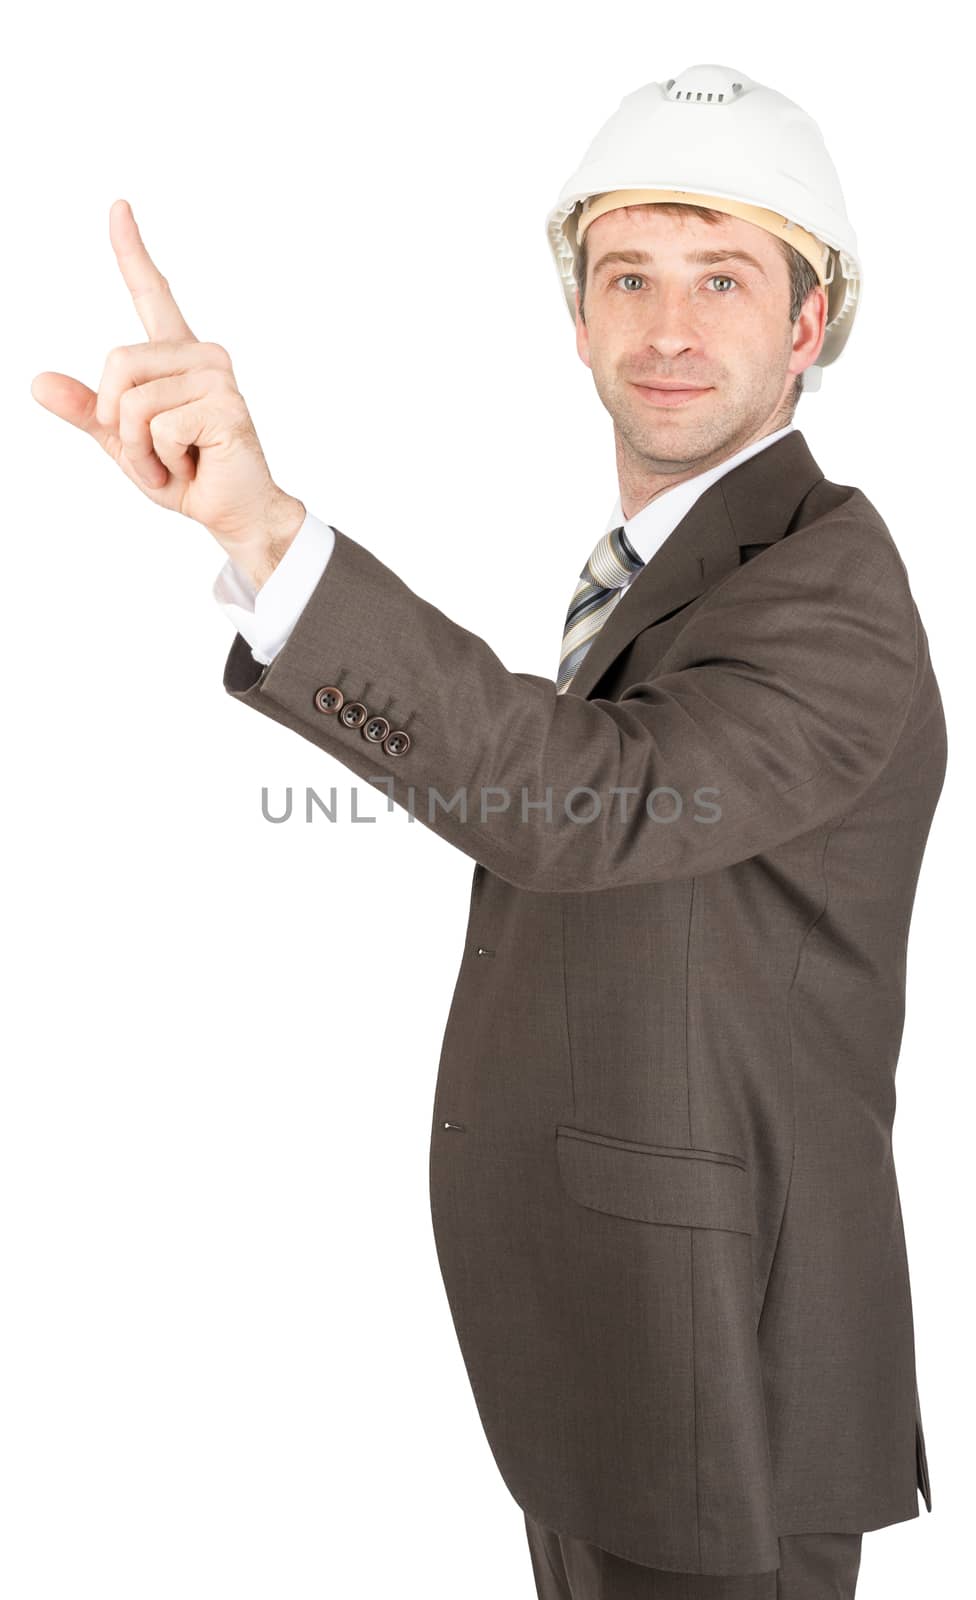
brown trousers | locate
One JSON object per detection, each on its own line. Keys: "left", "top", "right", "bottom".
{"left": 523, "top": 1513, "right": 863, "bottom": 1600}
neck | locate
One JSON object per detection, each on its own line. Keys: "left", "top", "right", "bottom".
{"left": 615, "top": 416, "right": 793, "bottom": 522}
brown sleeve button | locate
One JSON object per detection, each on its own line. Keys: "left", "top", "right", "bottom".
{"left": 384, "top": 729, "right": 411, "bottom": 756}
{"left": 314, "top": 685, "right": 344, "bottom": 714}
{"left": 363, "top": 714, "right": 391, "bottom": 743}
{"left": 340, "top": 701, "right": 368, "bottom": 728}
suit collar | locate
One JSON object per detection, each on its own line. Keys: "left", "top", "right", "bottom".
{"left": 565, "top": 427, "right": 826, "bottom": 701}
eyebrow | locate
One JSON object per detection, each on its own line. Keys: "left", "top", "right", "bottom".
{"left": 590, "top": 247, "right": 768, "bottom": 280}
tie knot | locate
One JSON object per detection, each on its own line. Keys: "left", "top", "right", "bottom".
{"left": 581, "top": 524, "right": 644, "bottom": 590}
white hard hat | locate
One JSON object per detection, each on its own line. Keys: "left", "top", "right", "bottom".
{"left": 545, "top": 64, "right": 861, "bottom": 391}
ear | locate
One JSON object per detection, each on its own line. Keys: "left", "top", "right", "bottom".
{"left": 792, "top": 284, "right": 828, "bottom": 372}
{"left": 575, "top": 286, "right": 591, "bottom": 369}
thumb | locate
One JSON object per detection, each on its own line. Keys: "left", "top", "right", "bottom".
{"left": 31, "top": 371, "right": 109, "bottom": 444}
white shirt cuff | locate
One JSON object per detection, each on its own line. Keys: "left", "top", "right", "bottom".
{"left": 213, "top": 509, "right": 336, "bottom": 664}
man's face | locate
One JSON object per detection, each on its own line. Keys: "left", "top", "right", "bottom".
{"left": 574, "top": 206, "right": 826, "bottom": 471}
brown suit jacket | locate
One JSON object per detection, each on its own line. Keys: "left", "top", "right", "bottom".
{"left": 223, "top": 429, "right": 946, "bottom": 1576}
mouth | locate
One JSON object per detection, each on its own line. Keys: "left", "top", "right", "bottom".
{"left": 632, "top": 383, "right": 712, "bottom": 408}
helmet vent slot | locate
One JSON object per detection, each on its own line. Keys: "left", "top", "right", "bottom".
{"left": 665, "top": 67, "right": 747, "bottom": 104}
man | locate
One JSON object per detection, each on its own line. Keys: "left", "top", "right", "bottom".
{"left": 32, "top": 62, "right": 946, "bottom": 1600}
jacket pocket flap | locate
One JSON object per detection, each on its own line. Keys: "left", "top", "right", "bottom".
{"left": 555, "top": 1125, "right": 754, "bottom": 1235}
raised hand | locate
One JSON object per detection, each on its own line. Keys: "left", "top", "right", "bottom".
{"left": 31, "top": 198, "right": 304, "bottom": 586}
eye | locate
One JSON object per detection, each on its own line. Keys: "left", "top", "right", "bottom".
{"left": 611, "top": 273, "right": 739, "bottom": 293}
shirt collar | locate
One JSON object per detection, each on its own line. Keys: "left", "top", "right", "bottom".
{"left": 605, "top": 423, "right": 796, "bottom": 565}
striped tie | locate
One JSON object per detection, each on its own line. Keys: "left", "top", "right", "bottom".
{"left": 556, "top": 525, "right": 644, "bottom": 694}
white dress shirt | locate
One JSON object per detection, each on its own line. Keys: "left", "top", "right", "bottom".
{"left": 213, "top": 423, "right": 796, "bottom": 666}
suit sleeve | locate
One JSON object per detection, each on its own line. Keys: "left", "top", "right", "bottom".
{"left": 222, "top": 516, "right": 918, "bottom": 893}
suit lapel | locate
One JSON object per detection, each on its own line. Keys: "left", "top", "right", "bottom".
{"left": 565, "top": 429, "right": 826, "bottom": 701}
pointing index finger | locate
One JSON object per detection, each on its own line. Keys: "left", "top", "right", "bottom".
{"left": 109, "top": 198, "right": 196, "bottom": 344}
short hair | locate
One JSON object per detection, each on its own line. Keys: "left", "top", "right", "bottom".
{"left": 574, "top": 202, "right": 823, "bottom": 415}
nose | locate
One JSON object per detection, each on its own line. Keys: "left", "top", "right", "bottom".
{"left": 640, "top": 283, "right": 700, "bottom": 360}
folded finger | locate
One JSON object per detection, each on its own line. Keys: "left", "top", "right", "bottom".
{"left": 95, "top": 339, "right": 231, "bottom": 434}
{"left": 118, "top": 370, "right": 212, "bottom": 485}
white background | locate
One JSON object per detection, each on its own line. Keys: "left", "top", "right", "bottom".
{"left": 4, "top": 3, "right": 969, "bottom": 1595}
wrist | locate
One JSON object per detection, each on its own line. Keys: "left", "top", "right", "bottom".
{"left": 226, "top": 493, "right": 307, "bottom": 591}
